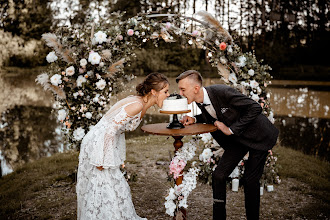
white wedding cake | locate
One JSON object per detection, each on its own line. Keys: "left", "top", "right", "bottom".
{"left": 161, "top": 94, "right": 188, "bottom": 111}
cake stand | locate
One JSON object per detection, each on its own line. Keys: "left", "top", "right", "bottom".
{"left": 159, "top": 110, "right": 191, "bottom": 129}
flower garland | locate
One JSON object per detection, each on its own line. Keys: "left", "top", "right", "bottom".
{"left": 36, "top": 11, "right": 279, "bottom": 216}
{"left": 165, "top": 140, "right": 199, "bottom": 216}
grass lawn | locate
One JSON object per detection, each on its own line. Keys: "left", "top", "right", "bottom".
{"left": 0, "top": 135, "right": 329, "bottom": 219}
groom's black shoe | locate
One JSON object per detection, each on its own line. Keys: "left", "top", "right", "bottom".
{"left": 213, "top": 199, "right": 226, "bottom": 220}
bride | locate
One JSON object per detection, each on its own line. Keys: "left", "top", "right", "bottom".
{"left": 76, "top": 73, "right": 169, "bottom": 220}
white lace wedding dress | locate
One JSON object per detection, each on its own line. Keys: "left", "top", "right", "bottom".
{"left": 76, "top": 97, "right": 147, "bottom": 220}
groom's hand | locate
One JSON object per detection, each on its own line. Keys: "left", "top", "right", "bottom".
{"left": 180, "top": 116, "right": 195, "bottom": 125}
{"left": 214, "top": 121, "right": 232, "bottom": 136}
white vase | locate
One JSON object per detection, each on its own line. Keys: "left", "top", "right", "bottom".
{"left": 232, "top": 179, "right": 239, "bottom": 192}
{"left": 267, "top": 185, "right": 274, "bottom": 192}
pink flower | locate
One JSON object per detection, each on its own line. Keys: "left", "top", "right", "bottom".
{"left": 166, "top": 22, "right": 171, "bottom": 29}
{"left": 219, "top": 42, "right": 227, "bottom": 50}
{"left": 127, "top": 29, "right": 134, "bottom": 36}
{"left": 191, "top": 30, "right": 200, "bottom": 37}
{"left": 169, "top": 158, "right": 186, "bottom": 179}
{"left": 117, "top": 34, "right": 123, "bottom": 40}
{"left": 268, "top": 150, "right": 273, "bottom": 155}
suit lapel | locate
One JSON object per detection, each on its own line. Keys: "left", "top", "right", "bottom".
{"left": 205, "top": 86, "right": 225, "bottom": 122}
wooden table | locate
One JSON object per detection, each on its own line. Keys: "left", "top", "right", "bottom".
{"left": 141, "top": 123, "right": 217, "bottom": 219}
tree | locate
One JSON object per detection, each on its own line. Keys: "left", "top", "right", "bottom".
{"left": 0, "top": 0, "right": 53, "bottom": 40}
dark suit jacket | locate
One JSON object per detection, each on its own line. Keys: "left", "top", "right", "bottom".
{"left": 195, "top": 84, "right": 279, "bottom": 151}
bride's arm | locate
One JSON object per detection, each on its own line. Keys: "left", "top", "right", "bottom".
{"left": 91, "top": 102, "right": 143, "bottom": 170}
{"left": 123, "top": 102, "right": 143, "bottom": 117}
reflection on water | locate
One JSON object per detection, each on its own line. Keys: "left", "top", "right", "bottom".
{"left": 271, "top": 87, "right": 330, "bottom": 119}
{"left": 1, "top": 68, "right": 330, "bottom": 176}
{"left": 275, "top": 116, "right": 330, "bottom": 161}
{"left": 0, "top": 105, "right": 65, "bottom": 175}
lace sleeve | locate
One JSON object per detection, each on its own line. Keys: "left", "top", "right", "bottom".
{"left": 89, "top": 107, "right": 136, "bottom": 169}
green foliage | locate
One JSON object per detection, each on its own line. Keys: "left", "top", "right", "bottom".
{"left": 0, "top": 152, "right": 78, "bottom": 218}
{"left": 273, "top": 145, "right": 330, "bottom": 202}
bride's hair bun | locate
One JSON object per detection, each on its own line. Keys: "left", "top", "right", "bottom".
{"left": 136, "top": 83, "right": 147, "bottom": 96}
{"left": 136, "top": 73, "right": 169, "bottom": 96}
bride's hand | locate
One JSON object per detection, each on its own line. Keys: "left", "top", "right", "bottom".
{"left": 96, "top": 166, "right": 104, "bottom": 171}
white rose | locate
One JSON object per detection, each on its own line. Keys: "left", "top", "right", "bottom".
{"left": 251, "top": 93, "right": 259, "bottom": 102}
{"left": 88, "top": 51, "right": 101, "bottom": 65}
{"left": 236, "top": 56, "right": 246, "bottom": 67}
{"left": 57, "top": 109, "right": 67, "bottom": 121}
{"left": 76, "top": 75, "right": 87, "bottom": 87}
{"left": 248, "top": 69, "right": 255, "bottom": 76}
{"left": 85, "top": 112, "right": 92, "bottom": 119}
{"left": 46, "top": 51, "right": 58, "bottom": 63}
{"left": 66, "top": 66, "right": 75, "bottom": 76}
{"left": 80, "top": 58, "right": 87, "bottom": 67}
{"left": 73, "top": 127, "right": 85, "bottom": 141}
{"left": 96, "top": 79, "right": 106, "bottom": 90}
{"left": 250, "top": 80, "right": 259, "bottom": 89}
{"left": 200, "top": 133, "right": 212, "bottom": 143}
{"left": 94, "top": 31, "right": 107, "bottom": 44}
{"left": 200, "top": 148, "right": 213, "bottom": 162}
{"left": 50, "top": 74, "right": 62, "bottom": 86}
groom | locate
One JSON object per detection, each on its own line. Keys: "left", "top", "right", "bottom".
{"left": 176, "top": 70, "right": 279, "bottom": 220}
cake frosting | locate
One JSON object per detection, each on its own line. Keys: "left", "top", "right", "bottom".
{"left": 161, "top": 94, "right": 188, "bottom": 111}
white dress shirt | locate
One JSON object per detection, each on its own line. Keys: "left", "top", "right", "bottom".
{"left": 202, "top": 87, "right": 218, "bottom": 119}
{"left": 200, "top": 87, "right": 234, "bottom": 134}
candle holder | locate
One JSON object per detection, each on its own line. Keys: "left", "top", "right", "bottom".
{"left": 160, "top": 110, "right": 191, "bottom": 129}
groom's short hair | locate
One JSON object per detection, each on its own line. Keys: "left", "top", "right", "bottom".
{"left": 176, "top": 70, "right": 203, "bottom": 86}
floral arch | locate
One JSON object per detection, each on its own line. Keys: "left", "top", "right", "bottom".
{"left": 37, "top": 11, "right": 279, "bottom": 217}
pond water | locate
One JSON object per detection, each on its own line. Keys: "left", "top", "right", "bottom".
{"left": 1, "top": 68, "right": 329, "bottom": 176}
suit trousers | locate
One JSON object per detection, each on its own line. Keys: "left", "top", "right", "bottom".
{"left": 212, "top": 143, "right": 268, "bottom": 220}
